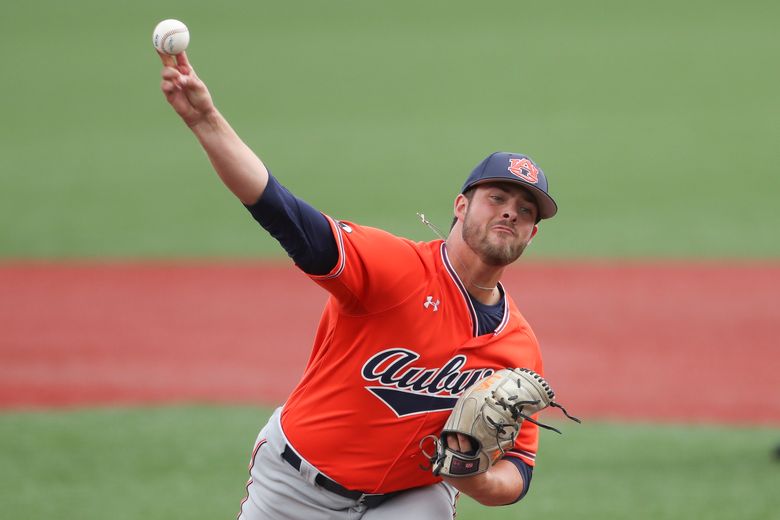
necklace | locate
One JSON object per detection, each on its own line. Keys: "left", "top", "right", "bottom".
{"left": 470, "top": 281, "right": 498, "bottom": 291}
{"left": 417, "top": 213, "right": 499, "bottom": 292}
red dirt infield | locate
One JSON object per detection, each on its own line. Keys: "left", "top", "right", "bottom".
{"left": 1, "top": 262, "right": 778, "bottom": 424}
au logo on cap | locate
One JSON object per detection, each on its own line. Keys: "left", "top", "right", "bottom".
{"left": 507, "top": 158, "right": 539, "bottom": 184}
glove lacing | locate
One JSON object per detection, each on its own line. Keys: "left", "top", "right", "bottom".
{"left": 419, "top": 368, "right": 582, "bottom": 475}
{"left": 489, "top": 371, "right": 582, "bottom": 437}
{"left": 419, "top": 434, "right": 446, "bottom": 475}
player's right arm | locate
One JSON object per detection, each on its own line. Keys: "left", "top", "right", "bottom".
{"left": 157, "top": 51, "right": 420, "bottom": 298}
{"left": 158, "top": 50, "right": 338, "bottom": 275}
{"left": 158, "top": 51, "right": 268, "bottom": 205}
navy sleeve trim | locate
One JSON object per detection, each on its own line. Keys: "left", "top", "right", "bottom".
{"left": 503, "top": 456, "right": 533, "bottom": 504}
{"left": 244, "top": 174, "right": 338, "bottom": 275}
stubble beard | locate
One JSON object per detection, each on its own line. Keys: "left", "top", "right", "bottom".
{"left": 461, "top": 213, "right": 528, "bottom": 267}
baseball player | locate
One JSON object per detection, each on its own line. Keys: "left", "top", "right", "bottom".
{"left": 158, "top": 50, "right": 560, "bottom": 519}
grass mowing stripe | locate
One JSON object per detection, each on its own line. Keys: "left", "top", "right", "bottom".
{"left": 1, "top": 406, "right": 777, "bottom": 519}
{"left": 1, "top": 0, "right": 779, "bottom": 258}
{"left": 0, "top": 406, "right": 267, "bottom": 520}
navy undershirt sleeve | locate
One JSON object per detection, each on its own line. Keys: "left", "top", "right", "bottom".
{"left": 243, "top": 174, "right": 338, "bottom": 275}
{"left": 244, "top": 174, "right": 508, "bottom": 337}
{"left": 503, "top": 457, "right": 534, "bottom": 503}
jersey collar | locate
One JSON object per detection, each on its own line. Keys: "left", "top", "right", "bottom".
{"left": 440, "top": 242, "right": 510, "bottom": 337}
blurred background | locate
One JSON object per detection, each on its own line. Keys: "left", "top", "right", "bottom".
{"left": 1, "top": 0, "right": 778, "bottom": 518}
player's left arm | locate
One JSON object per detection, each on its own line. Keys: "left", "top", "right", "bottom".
{"left": 441, "top": 434, "right": 530, "bottom": 506}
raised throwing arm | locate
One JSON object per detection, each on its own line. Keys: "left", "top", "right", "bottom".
{"left": 158, "top": 50, "right": 268, "bottom": 205}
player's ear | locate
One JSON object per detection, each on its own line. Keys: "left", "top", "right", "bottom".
{"left": 525, "top": 224, "right": 539, "bottom": 246}
{"left": 454, "top": 194, "right": 469, "bottom": 222}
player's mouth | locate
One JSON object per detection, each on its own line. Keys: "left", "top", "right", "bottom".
{"left": 490, "top": 223, "right": 516, "bottom": 236}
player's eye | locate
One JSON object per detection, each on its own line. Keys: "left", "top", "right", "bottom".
{"left": 518, "top": 206, "right": 536, "bottom": 218}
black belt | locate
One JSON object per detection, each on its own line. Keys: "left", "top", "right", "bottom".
{"left": 281, "top": 445, "right": 399, "bottom": 508}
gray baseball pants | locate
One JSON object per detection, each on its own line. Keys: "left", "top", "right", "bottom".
{"left": 237, "top": 408, "right": 458, "bottom": 519}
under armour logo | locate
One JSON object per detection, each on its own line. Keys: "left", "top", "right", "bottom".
{"left": 423, "top": 296, "right": 440, "bottom": 311}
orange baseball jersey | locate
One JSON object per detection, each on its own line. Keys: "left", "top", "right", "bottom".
{"left": 280, "top": 216, "right": 545, "bottom": 494}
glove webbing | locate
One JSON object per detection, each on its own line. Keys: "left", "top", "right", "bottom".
{"left": 490, "top": 378, "right": 582, "bottom": 436}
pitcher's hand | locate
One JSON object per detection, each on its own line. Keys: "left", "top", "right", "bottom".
{"left": 158, "top": 51, "right": 216, "bottom": 128}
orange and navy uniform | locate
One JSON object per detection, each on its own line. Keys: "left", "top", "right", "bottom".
{"left": 246, "top": 174, "right": 543, "bottom": 497}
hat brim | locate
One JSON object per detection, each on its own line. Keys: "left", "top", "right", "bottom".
{"left": 466, "top": 178, "right": 558, "bottom": 220}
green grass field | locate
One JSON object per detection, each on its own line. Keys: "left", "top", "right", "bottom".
{"left": 2, "top": 1, "right": 778, "bottom": 518}
{"left": 1, "top": 406, "right": 777, "bottom": 520}
{"left": 1, "top": 0, "right": 779, "bottom": 259}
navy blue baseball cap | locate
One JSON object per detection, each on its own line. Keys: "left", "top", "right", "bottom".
{"left": 461, "top": 152, "right": 558, "bottom": 219}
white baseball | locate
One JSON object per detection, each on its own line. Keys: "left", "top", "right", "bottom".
{"left": 153, "top": 19, "right": 190, "bottom": 55}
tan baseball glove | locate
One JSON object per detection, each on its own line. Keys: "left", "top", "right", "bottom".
{"left": 421, "top": 368, "right": 580, "bottom": 478}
